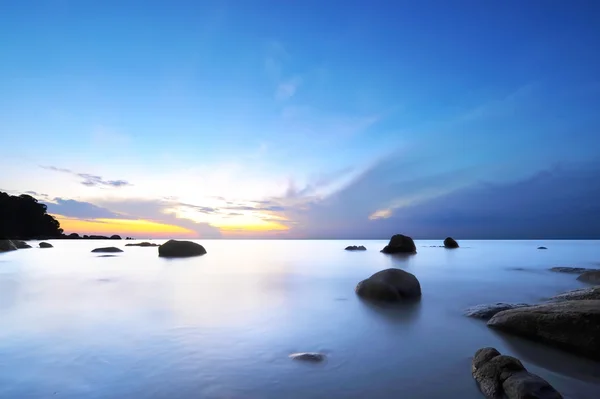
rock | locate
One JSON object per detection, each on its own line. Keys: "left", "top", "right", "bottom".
{"left": 487, "top": 300, "right": 600, "bottom": 360}
{"left": 39, "top": 242, "right": 53, "bottom": 248}
{"left": 125, "top": 242, "right": 160, "bottom": 247}
{"left": 472, "top": 347, "right": 562, "bottom": 399}
{"left": 12, "top": 240, "right": 32, "bottom": 249}
{"left": 68, "top": 233, "right": 81, "bottom": 239}
{"left": 355, "top": 268, "right": 421, "bottom": 302}
{"left": 110, "top": 235, "right": 122, "bottom": 240}
{"left": 91, "top": 247, "right": 123, "bottom": 253}
{"left": 550, "top": 286, "right": 600, "bottom": 301}
{"left": 289, "top": 352, "right": 325, "bottom": 362}
{"left": 443, "top": 237, "right": 459, "bottom": 248}
{"left": 158, "top": 239, "right": 207, "bottom": 257}
{"left": 538, "top": 246, "right": 548, "bottom": 249}
{"left": 577, "top": 271, "right": 600, "bottom": 284}
{"left": 0, "top": 240, "right": 18, "bottom": 252}
{"left": 345, "top": 245, "right": 366, "bottom": 251}
{"left": 381, "top": 234, "right": 416, "bottom": 254}
{"left": 549, "top": 266, "right": 597, "bottom": 274}
{"left": 465, "top": 303, "right": 530, "bottom": 320}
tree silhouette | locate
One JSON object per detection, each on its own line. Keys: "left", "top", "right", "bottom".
{"left": 0, "top": 192, "right": 64, "bottom": 239}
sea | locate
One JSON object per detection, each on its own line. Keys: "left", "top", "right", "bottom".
{"left": 1, "top": 239, "right": 599, "bottom": 399}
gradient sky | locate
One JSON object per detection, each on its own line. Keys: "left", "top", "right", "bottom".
{"left": 1, "top": 0, "right": 599, "bottom": 239}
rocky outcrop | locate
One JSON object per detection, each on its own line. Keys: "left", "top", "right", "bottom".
{"left": 550, "top": 286, "right": 600, "bottom": 301}
{"left": 443, "top": 237, "right": 459, "bottom": 248}
{"left": 158, "top": 240, "right": 207, "bottom": 257}
{"left": 472, "top": 347, "right": 562, "bottom": 399}
{"left": 91, "top": 247, "right": 124, "bottom": 253}
{"left": 465, "top": 303, "right": 529, "bottom": 320}
{"left": 487, "top": 300, "right": 600, "bottom": 360}
{"left": 125, "top": 242, "right": 160, "bottom": 247}
{"left": 345, "top": 245, "right": 366, "bottom": 251}
{"left": 12, "top": 240, "right": 32, "bottom": 249}
{"left": 289, "top": 352, "right": 325, "bottom": 362}
{"left": 577, "top": 270, "right": 600, "bottom": 284}
{"left": 0, "top": 240, "right": 18, "bottom": 252}
{"left": 549, "top": 266, "right": 597, "bottom": 274}
{"left": 381, "top": 234, "right": 416, "bottom": 254}
{"left": 355, "top": 268, "right": 421, "bottom": 302}
{"left": 39, "top": 242, "right": 53, "bottom": 248}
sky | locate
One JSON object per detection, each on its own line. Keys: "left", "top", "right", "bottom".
{"left": 1, "top": 0, "right": 599, "bottom": 239}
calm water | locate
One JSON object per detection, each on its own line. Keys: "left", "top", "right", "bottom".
{"left": 1, "top": 239, "right": 600, "bottom": 399}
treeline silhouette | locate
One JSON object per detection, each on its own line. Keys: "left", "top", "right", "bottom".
{"left": 0, "top": 191, "right": 132, "bottom": 240}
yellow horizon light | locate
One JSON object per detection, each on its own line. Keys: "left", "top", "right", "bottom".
{"left": 53, "top": 214, "right": 196, "bottom": 237}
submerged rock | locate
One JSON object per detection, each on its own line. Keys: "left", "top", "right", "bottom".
{"left": 443, "top": 237, "right": 459, "bottom": 248}
{"left": 538, "top": 246, "right": 548, "bottom": 249}
{"left": 487, "top": 300, "right": 600, "bottom": 360}
{"left": 125, "top": 242, "right": 160, "bottom": 247}
{"left": 0, "top": 240, "right": 17, "bottom": 252}
{"left": 381, "top": 234, "right": 416, "bottom": 254}
{"left": 91, "top": 247, "right": 123, "bottom": 253}
{"left": 577, "top": 271, "right": 600, "bottom": 284}
{"left": 289, "top": 352, "right": 325, "bottom": 362}
{"left": 158, "top": 239, "right": 206, "bottom": 257}
{"left": 39, "top": 242, "right": 53, "bottom": 248}
{"left": 345, "top": 245, "right": 366, "bottom": 251}
{"left": 550, "top": 286, "right": 600, "bottom": 301}
{"left": 465, "top": 303, "right": 530, "bottom": 320}
{"left": 472, "top": 347, "right": 562, "bottom": 399}
{"left": 356, "top": 268, "right": 421, "bottom": 302}
{"left": 12, "top": 240, "right": 32, "bottom": 249}
{"left": 549, "top": 266, "right": 598, "bottom": 274}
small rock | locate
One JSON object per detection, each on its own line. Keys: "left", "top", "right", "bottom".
{"left": 549, "top": 266, "right": 597, "bottom": 274}
{"left": 0, "top": 240, "right": 18, "bottom": 252}
{"left": 91, "top": 247, "right": 123, "bottom": 253}
{"left": 158, "top": 239, "right": 207, "bottom": 257}
{"left": 577, "top": 271, "right": 600, "bottom": 284}
{"left": 381, "top": 234, "right": 416, "bottom": 254}
{"left": 125, "top": 242, "right": 160, "bottom": 247}
{"left": 345, "top": 245, "right": 366, "bottom": 251}
{"left": 550, "top": 286, "right": 600, "bottom": 301}
{"left": 110, "top": 235, "right": 122, "bottom": 240}
{"left": 538, "top": 246, "right": 548, "bottom": 249}
{"left": 472, "top": 347, "right": 562, "bottom": 399}
{"left": 444, "top": 237, "right": 459, "bottom": 248}
{"left": 12, "top": 240, "right": 32, "bottom": 249}
{"left": 289, "top": 352, "right": 325, "bottom": 362}
{"left": 39, "top": 242, "right": 53, "bottom": 248}
{"left": 465, "top": 303, "right": 530, "bottom": 320}
{"left": 356, "top": 268, "right": 421, "bottom": 302}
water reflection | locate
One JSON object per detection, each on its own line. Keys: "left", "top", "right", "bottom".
{"left": 357, "top": 298, "right": 422, "bottom": 324}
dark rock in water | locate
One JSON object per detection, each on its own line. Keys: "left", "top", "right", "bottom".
{"left": 158, "top": 239, "right": 206, "bottom": 257}
{"left": 356, "top": 268, "right": 421, "bottom": 302}
{"left": 0, "top": 240, "right": 18, "bottom": 252}
{"left": 68, "top": 233, "right": 81, "bottom": 239}
{"left": 538, "top": 246, "right": 548, "bottom": 249}
{"left": 549, "top": 266, "right": 597, "bottom": 274}
{"left": 550, "top": 286, "right": 600, "bottom": 301}
{"left": 472, "top": 347, "right": 562, "bottom": 399}
{"left": 110, "top": 234, "right": 122, "bottom": 240}
{"left": 487, "top": 300, "right": 600, "bottom": 361}
{"left": 345, "top": 245, "right": 366, "bottom": 251}
{"left": 125, "top": 242, "right": 160, "bottom": 247}
{"left": 289, "top": 352, "right": 325, "bottom": 362}
{"left": 381, "top": 234, "right": 416, "bottom": 254}
{"left": 39, "top": 242, "right": 53, "bottom": 248}
{"left": 465, "top": 303, "right": 530, "bottom": 320}
{"left": 577, "top": 271, "right": 600, "bottom": 284}
{"left": 443, "top": 237, "right": 459, "bottom": 248}
{"left": 91, "top": 247, "right": 123, "bottom": 253}
{"left": 12, "top": 240, "right": 32, "bottom": 249}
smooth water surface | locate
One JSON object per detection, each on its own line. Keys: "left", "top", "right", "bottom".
{"left": 1, "top": 239, "right": 599, "bottom": 398}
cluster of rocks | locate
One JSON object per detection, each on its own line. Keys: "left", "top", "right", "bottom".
{"left": 88, "top": 239, "right": 207, "bottom": 258}
{"left": 345, "top": 245, "right": 366, "bottom": 251}
{"left": 1, "top": 239, "right": 54, "bottom": 251}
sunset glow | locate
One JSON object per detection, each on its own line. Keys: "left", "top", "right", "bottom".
{"left": 54, "top": 215, "right": 196, "bottom": 238}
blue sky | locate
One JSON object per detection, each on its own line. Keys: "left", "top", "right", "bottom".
{"left": 1, "top": 0, "right": 599, "bottom": 238}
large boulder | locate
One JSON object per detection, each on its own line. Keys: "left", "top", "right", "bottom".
{"left": 39, "top": 242, "right": 53, "bottom": 248}
{"left": 443, "top": 237, "right": 459, "bottom": 248}
{"left": 91, "top": 247, "right": 123, "bottom": 253}
{"left": 0, "top": 240, "right": 18, "bottom": 252}
{"left": 487, "top": 300, "right": 600, "bottom": 360}
{"left": 465, "top": 303, "right": 529, "bottom": 320}
{"left": 12, "top": 240, "right": 32, "bottom": 249}
{"left": 158, "top": 239, "right": 207, "bottom": 258}
{"left": 355, "top": 268, "right": 421, "bottom": 302}
{"left": 381, "top": 234, "right": 416, "bottom": 254}
{"left": 472, "top": 347, "right": 562, "bottom": 399}
{"left": 345, "top": 245, "right": 366, "bottom": 251}
{"left": 550, "top": 286, "right": 600, "bottom": 301}
{"left": 577, "top": 271, "right": 600, "bottom": 284}
{"left": 125, "top": 242, "right": 160, "bottom": 247}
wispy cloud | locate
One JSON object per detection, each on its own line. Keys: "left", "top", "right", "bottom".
{"left": 40, "top": 165, "right": 132, "bottom": 188}
{"left": 275, "top": 76, "right": 302, "bottom": 101}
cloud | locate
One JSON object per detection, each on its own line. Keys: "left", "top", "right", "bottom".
{"left": 40, "top": 165, "right": 132, "bottom": 188}
{"left": 275, "top": 76, "right": 302, "bottom": 101}
{"left": 44, "top": 198, "right": 122, "bottom": 219}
